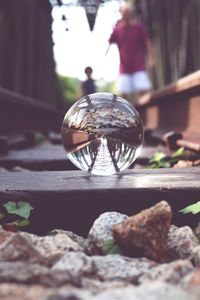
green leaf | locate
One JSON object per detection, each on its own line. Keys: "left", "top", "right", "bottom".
{"left": 180, "top": 201, "right": 200, "bottom": 214}
{"left": 103, "top": 239, "right": 121, "bottom": 255}
{"left": 159, "top": 161, "right": 171, "bottom": 168}
{"left": 17, "top": 219, "right": 30, "bottom": 227}
{"left": 3, "top": 201, "right": 33, "bottom": 219}
{"left": 3, "top": 201, "right": 16, "bottom": 213}
{"left": 171, "top": 147, "right": 185, "bottom": 158}
{"left": 147, "top": 160, "right": 171, "bottom": 169}
{"left": 149, "top": 152, "right": 166, "bottom": 163}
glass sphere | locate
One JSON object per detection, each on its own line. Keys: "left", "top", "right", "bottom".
{"left": 61, "top": 93, "right": 143, "bottom": 175}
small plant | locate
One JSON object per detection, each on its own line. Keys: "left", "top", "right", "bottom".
{"left": 0, "top": 201, "right": 34, "bottom": 231}
{"left": 180, "top": 201, "right": 200, "bottom": 215}
{"left": 103, "top": 239, "right": 122, "bottom": 255}
{"left": 147, "top": 152, "right": 170, "bottom": 169}
{"left": 146, "top": 147, "right": 185, "bottom": 169}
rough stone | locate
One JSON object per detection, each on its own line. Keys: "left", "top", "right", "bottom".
{"left": 22, "top": 231, "right": 83, "bottom": 265}
{"left": 0, "top": 229, "right": 14, "bottom": 246}
{"left": 167, "top": 225, "right": 199, "bottom": 260}
{"left": 173, "top": 160, "right": 193, "bottom": 168}
{"left": 93, "top": 282, "right": 200, "bottom": 300}
{"left": 0, "top": 233, "right": 48, "bottom": 265}
{"left": 113, "top": 201, "right": 172, "bottom": 262}
{"left": 53, "top": 252, "right": 156, "bottom": 284}
{"left": 191, "top": 245, "right": 200, "bottom": 267}
{"left": 181, "top": 269, "right": 200, "bottom": 287}
{"left": 0, "top": 282, "right": 199, "bottom": 300}
{"left": 93, "top": 255, "right": 156, "bottom": 283}
{"left": 41, "top": 288, "right": 93, "bottom": 300}
{"left": 52, "top": 229, "right": 86, "bottom": 248}
{"left": 0, "top": 284, "right": 93, "bottom": 300}
{"left": 0, "top": 202, "right": 199, "bottom": 300}
{"left": 0, "top": 261, "right": 50, "bottom": 285}
{"left": 52, "top": 252, "right": 94, "bottom": 278}
{"left": 0, "top": 261, "right": 80, "bottom": 287}
{"left": 81, "top": 277, "right": 132, "bottom": 293}
{"left": 0, "top": 283, "right": 47, "bottom": 300}
{"left": 139, "top": 259, "right": 194, "bottom": 284}
{"left": 194, "top": 222, "right": 200, "bottom": 242}
{"left": 85, "top": 212, "right": 127, "bottom": 255}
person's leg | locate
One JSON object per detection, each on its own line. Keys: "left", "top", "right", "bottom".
{"left": 117, "top": 74, "right": 132, "bottom": 100}
{"left": 131, "top": 71, "right": 152, "bottom": 104}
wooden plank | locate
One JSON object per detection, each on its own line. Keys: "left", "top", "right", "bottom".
{"left": 136, "top": 71, "right": 200, "bottom": 133}
{"left": 147, "top": 129, "right": 200, "bottom": 153}
{"left": 0, "top": 144, "right": 75, "bottom": 170}
{"left": 0, "top": 87, "right": 65, "bottom": 135}
{"left": 137, "top": 70, "right": 200, "bottom": 107}
{"left": 0, "top": 144, "right": 170, "bottom": 170}
{"left": 1, "top": 168, "right": 200, "bottom": 192}
{"left": 177, "top": 139, "right": 200, "bottom": 152}
{"left": 0, "top": 0, "right": 63, "bottom": 108}
{"left": 0, "top": 86, "right": 63, "bottom": 114}
{"left": 0, "top": 168, "right": 200, "bottom": 235}
{"left": 138, "top": 95, "right": 200, "bottom": 140}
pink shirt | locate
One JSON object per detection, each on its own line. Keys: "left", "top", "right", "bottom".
{"left": 109, "top": 21, "right": 149, "bottom": 74}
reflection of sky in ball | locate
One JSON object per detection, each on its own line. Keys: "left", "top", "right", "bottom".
{"left": 51, "top": 1, "right": 121, "bottom": 81}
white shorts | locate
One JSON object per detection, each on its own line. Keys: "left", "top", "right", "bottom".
{"left": 117, "top": 71, "right": 152, "bottom": 94}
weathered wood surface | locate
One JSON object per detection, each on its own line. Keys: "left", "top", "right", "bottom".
{"left": 0, "top": 144, "right": 169, "bottom": 170}
{"left": 137, "top": 1, "right": 200, "bottom": 88}
{"left": 0, "top": 87, "right": 64, "bottom": 135}
{"left": 137, "top": 70, "right": 200, "bottom": 107}
{"left": 145, "top": 129, "right": 200, "bottom": 153}
{"left": 0, "top": 168, "right": 200, "bottom": 235}
{"left": 0, "top": 0, "right": 63, "bottom": 107}
{"left": 137, "top": 71, "right": 200, "bottom": 138}
{"left": 0, "top": 144, "right": 75, "bottom": 170}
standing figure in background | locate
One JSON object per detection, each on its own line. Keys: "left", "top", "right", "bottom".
{"left": 108, "top": 3, "right": 154, "bottom": 104}
{"left": 79, "top": 66, "right": 96, "bottom": 97}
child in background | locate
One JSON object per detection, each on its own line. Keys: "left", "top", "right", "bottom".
{"left": 80, "top": 66, "right": 96, "bottom": 97}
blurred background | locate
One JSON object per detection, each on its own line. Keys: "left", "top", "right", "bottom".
{"left": 0, "top": 0, "right": 199, "bottom": 108}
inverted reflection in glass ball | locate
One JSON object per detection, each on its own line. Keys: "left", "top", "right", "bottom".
{"left": 61, "top": 93, "right": 143, "bottom": 175}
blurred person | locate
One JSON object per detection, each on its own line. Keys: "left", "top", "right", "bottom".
{"left": 107, "top": 2, "right": 154, "bottom": 104}
{"left": 79, "top": 66, "right": 96, "bottom": 97}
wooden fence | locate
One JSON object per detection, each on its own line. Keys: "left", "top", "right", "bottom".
{"left": 136, "top": 0, "right": 200, "bottom": 88}
{"left": 0, "top": 0, "right": 63, "bottom": 108}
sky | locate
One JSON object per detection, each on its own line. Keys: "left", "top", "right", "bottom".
{"left": 51, "top": 0, "right": 121, "bottom": 82}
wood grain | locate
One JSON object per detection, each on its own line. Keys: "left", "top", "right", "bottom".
{"left": 0, "top": 168, "right": 200, "bottom": 235}
{"left": 0, "top": 144, "right": 170, "bottom": 170}
{"left": 137, "top": 70, "right": 200, "bottom": 107}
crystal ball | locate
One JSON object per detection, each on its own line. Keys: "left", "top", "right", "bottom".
{"left": 61, "top": 93, "right": 143, "bottom": 175}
